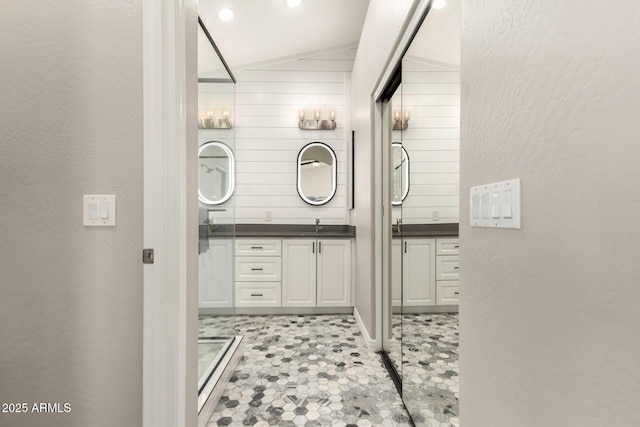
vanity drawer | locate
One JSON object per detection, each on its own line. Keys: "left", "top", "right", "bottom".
{"left": 436, "top": 281, "right": 459, "bottom": 305}
{"left": 436, "top": 238, "right": 460, "bottom": 256}
{"left": 236, "top": 283, "right": 281, "bottom": 307}
{"left": 235, "top": 257, "right": 282, "bottom": 282}
{"left": 436, "top": 255, "right": 460, "bottom": 280}
{"left": 236, "top": 239, "right": 281, "bottom": 257}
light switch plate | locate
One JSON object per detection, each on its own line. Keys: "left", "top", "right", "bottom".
{"left": 470, "top": 179, "right": 520, "bottom": 229}
{"left": 84, "top": 195, "right": 116, "bottom": 226}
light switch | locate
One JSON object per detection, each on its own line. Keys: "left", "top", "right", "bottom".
{"left": 481, "top": 193, "right": 491, "bottom": 219}
{"left": 490, "top": 192, "right": 501, "bottom": 218}
{"left": 472, "top": 194, "right": 480, "bottom": 219}
{"left": 470, "top": 178, "right": 520, "bottom": 229}
{"left": 502, "top": 189, "right": 513, "bottom": 218}
{"left": 84, "top": 195, "right": 116, "bottom": 226}
{"left": 100, "top": 201, "right": 110, "bottom": 219}
{"left": 89, "top": 202, "right": 98, "bottom": 220}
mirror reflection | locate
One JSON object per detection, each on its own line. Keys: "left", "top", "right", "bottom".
{"left": 391, "top": 142, "right": 409, "bottom": 205}
{"left": 297, "top": 142, "right": 337, "bottom": 205}
{"left": 198, "top": 141, "right": 235, "bottom": 205}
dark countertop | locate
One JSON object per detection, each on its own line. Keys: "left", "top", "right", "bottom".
{"left": 199, "top": 224, "right": 356, "bottom": 239}
{"left": 392, "top": 223, "right": 458, "bottom": 238}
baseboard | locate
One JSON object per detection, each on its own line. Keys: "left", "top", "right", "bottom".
{"left": 353, "top": 307, "right": 377, "bottom": 350}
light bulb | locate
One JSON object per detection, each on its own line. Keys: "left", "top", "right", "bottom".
{"left": 286, "top": 0, "right": 303, "bottom": 8}
{"left": 432, "top": 0, "right": 447, "bottom": 10}
{"left": 218, "top": 8, "right": 234, "bottom": 21}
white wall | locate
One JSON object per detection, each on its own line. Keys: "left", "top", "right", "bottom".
{"left": 350, "top": 0, "right": 418, "bottom": 339}
{"left": 392, "top": 60, "right": 460, "bottom": 224}
{"left": 0, "top": 1, "right": 142, "bottom": 426}
{"left": 460, "top": 1, "right": 640, "bottom": 425}
{"left": 199, "top": 68, "right": 350, "bottom": 225}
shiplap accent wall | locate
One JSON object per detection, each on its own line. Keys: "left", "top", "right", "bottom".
{"left": 199, "top": 63, "right": 351, "bottom": 225}
{"left": 391, "top": 59, "right": 460, "bottom": 224}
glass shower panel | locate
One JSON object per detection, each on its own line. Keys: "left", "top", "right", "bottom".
{"left": 197, "top": 80, "right": 236, "bottom": 409}
{"left": 388, "top": 84, "right": 405, "bottom": 382}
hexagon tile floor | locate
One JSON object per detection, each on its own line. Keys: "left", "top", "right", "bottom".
{"left": 203, "top": 314, "right": 412, "bottom": 427}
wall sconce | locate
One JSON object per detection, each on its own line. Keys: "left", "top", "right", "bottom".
{"left": 392, "top": 110, "right": 410, "bottom": 130}
{"left": 199, "top": 110, "right": 233, "bottom": 129}
{"left": 298, "top": 109, "right": 337, "bottom": 130}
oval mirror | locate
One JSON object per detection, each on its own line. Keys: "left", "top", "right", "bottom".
{"left": 297, "top": 142, "right": 337, "bottom": 206}
{"left": 198, "top": 141, "right": 235, "bottom": 205}
{"left": 391, "top": 142, "right": 409, "bottom": 205}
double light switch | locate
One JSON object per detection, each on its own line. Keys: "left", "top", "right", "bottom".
{"left": 83, "top": 195, "right": 116, "bottom": 226}
{"left": 470, "top": 179, "right": 520, "bottom": 229}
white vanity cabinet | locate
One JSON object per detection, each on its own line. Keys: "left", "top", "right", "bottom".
{"left": 402, "top": 238, "right": 436, "bottom": 306}
{"left": 391, "top": 236, "right": 459, "bottom": 309}
{"left": 199, "top": 238, "right": 234, "bottom": 308}
{"left": 391, "top": 240, "right": 402, "bottom": 307}
{"left": 281, "top": 239, "right": 316, "bottom": 307}
{"left": 234, "top": 239, "right": 282, "bottom": 308}
{"left": 282, "top": 238, "right": 352, "bottom": 308}
{"left": 436, "top": 237, "right": 459, "bottom": 305}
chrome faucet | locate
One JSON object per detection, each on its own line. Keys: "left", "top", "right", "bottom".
{"left": 393, "top": 218, "right": 401, "bottom": 233}
{"left": 315, "top": 218, "right": 324, "bottom": 233}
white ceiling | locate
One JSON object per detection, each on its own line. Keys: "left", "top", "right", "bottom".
{"left": 198, "top": 0, "right": 370, "bottom": 75}
{"left": 197, "top": 0, "right": 461, "bottom": 78}
{"left": 407, "top": 0, "right": 460, "bottom": 67}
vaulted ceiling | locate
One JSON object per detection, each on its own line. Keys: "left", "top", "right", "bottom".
{"left": 197, "top": 0, "right": 460, "bottom": 79}
{"left": 198, "top": 0, "right": 370, "bottom": 77}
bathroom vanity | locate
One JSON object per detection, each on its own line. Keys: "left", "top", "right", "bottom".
{"left": 199, "top": 224, "right": 355, "bottom": 314}
{"left": 391, "top": 223, "right": 459, "bottom": 312}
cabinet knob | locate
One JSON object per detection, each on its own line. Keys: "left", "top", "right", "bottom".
{"left": 251, "top": 267, "right": 263, "bottom": 271}
{"left": 251, "top": 246, "right": 263, "bottom": 249}
{"left": 250, "top": 293, "right": 263, "bottom": 297}
{"left": 454, "top": 291, "right": 459, "bottom": 295}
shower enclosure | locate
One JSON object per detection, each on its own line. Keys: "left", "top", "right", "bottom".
{"left": 196, "top": 16, "right": 240, "bottom": 418}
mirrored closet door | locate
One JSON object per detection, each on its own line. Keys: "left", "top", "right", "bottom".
{"left": 381, "top": 1, "right": 461, "bottom": 425}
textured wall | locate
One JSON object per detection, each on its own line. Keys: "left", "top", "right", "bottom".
{"left": 350, "top": 0, "right": 416, "bottom": 339}
{"left": 460, "top": 1, "right": 640, "bottom": 425}
{"left": 0, "top": 1, "right": 143, "bottom": 426}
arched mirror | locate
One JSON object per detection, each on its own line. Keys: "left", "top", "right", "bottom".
{"left": 297, "top": 142, "right": 337, "bottom": 206}
{"left": 198, "top": 141, "right": 235, "bottom": 205}
{"left": 391, "top": 142, "right": 409, "bottom": 205}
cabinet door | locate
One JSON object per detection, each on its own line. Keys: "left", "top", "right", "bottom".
{"left": 199, "top": 239, "right": 233, "bottom": 308}
{"left": 403, "top": 238, "right": 436, "bottom": 306}
{"left": 392, "top": 240, "right": 402, "bottom": 307}
{"left": 317, "top": 239, "right": 351, "bottom": 307}
{"left": 282, "top": 239, "right": 316, "bottom": 307}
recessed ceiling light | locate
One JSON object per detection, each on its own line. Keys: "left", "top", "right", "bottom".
{"left": 218, "top": 8, "right": 234, "bottom": 21}
{"left": 286, "top": 0, "right": 303, "bottom": 8}
{"left": 431, "top": 0, "right": 447, "bottom": 9}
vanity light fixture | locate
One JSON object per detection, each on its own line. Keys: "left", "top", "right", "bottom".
{"left": 199, "top": 109, "right": 233, "bottom": 129}
{"left": 298, "top": 109, "right": 337, "bottom": 130}
{"left": 218, "top": 8, "right": 235, "bottom": 21}
{"left": 285, "top": 0, "right": 303, "bottom": 8}
{"left": 392, "top": 110, "right": 410, "bottom": 130}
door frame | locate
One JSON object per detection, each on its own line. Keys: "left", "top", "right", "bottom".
{"left": 143, "top": 0, "right": 198, "bottom": 426}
